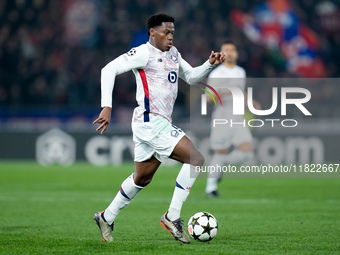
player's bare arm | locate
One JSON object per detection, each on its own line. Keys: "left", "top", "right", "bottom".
{"left": 93, "top": 107, "right": 112, "bottom": 134}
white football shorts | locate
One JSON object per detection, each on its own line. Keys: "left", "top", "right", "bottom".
{"left": 210, "top": 119, "right": 253, "bottom": 150}
{"left": 132, "top": 117, "right": 186, "bottom": 162}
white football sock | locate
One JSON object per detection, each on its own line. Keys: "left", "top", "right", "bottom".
{"left": 168, "top": 164, "right": 198, "bottom": 221}
{"left": 205, "top": 154, "right": 224, "bottom": 194}
{"left": 103, "top": 173, "right": 143, "bottom": 225}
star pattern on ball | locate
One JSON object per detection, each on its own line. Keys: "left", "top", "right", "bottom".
{"left": 191, "top": 230, "right": 201, "bottom": 240}
{"left": 190, "top": 216, "right": 201, "bottom": 240}
{"left": 201, "top": 220, "right": 214, "bottom": 235}
{"left": 202, "top": 212, "right": 213, "bottom": 219}
{"left": 191, "top": 216, "right": 200, "bottom": 226}
{"left": 188, "top": 212, "right": 218, "bottom": 242}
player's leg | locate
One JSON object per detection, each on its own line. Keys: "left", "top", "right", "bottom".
{"left": 133, "top": 156, "right": 162, "bottom": 186}
{"left": 104, "top": 156, "right": 161, "bottom": 222}
{"left": 169, "top": 135, "right": 205, "bottom": 166}
{"left": 167, "top": 135, "right": 204, "bottom": 219}
{"left": 103, "top": 121, "right": 162, "bottom": 223}
{"left": 212, "top": 122, "right": 254, "bottom": 164}
{"left": 221, "top": 124, "right": 255, "bottom": 165}
{"left": 205, "top": 124, "right": 231, "bottom": 196}
{"left": 160, "top": 135, "right": 203, "bottom": 243}
{"left": 205, "top": 149, "right": 229, "bottom": 196}
{"left": 223, "top": 141, "right": 254, "bottom": 164}
{"left": 95, "top": 156, "right": 160, "bottom": 242}
{"left": 205, "top": 143, "right": 254, "bottom": 198}
{"left": 95, "top": 120, "right": 162, "bottom": 242}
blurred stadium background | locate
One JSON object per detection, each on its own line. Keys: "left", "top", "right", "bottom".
{"left": 1, "top": 2, "right": 339, "bottom": 254}
{"left": 1, "top": 0, "right": 340, "bottom": 166}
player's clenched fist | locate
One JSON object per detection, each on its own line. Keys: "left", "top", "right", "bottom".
{"left": 209, "top": 51, "right": 225, "bottom": 66}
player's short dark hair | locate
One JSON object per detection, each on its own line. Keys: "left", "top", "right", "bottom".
{"left": 147, "top": 13, "right": 175, "bottom": 35}
{"left": 222, "top": 40, "right": 237, "bottom": 49}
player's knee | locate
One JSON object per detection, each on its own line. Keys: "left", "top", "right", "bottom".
{"left": 141, "top": 176, "right": 153, "bottom": 187}
{"left": 134, "top": 174, "right": 153, "bottom": 187}
{"left": 198, "top": 154, "right": 205, "bottom": 166}
{"left": 191, "top": 153, "right": 205, "bottom": 167}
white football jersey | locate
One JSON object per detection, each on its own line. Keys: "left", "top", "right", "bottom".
{"left": 101, "top": 42, "right": 214, "bottom": 123}
{"left": 207, "top": 64, "right": 246, "bottom": 119}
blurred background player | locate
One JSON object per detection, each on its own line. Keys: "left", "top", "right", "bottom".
{"left": 205, "top": 41, "right": 260, "bottom": 197}
{"left": 93, "top": 13, "right": 225, "bottom": 243}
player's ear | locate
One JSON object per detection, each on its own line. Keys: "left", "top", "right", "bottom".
{"left": 149, "top": 28, "right": 156, "bottom": 37}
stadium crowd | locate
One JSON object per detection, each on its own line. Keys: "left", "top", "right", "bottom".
{"left": 0, "top": 0, "right": 339, "bottom": 121}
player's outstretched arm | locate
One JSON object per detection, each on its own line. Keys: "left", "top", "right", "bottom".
{"left": 94, "top": 45, "right": 148, "bottom": 134}
{"left": 93, "top": 107, "right": 112, "bottom": 134}
{"left": 208, "top": 51, "right": 225, "bottom": 66}
{"left": 179, "top": 51, "right": 225, "bottom": 85}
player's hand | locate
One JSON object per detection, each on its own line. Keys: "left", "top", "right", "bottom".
{"left": 208, "top": 51, "right": 225, "bottom": 66}
{"left": 93, "top": 107, "right": 112, "bottom": 134}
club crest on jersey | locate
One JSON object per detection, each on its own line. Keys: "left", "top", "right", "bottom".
{"left": 171, "top": 55, "right": 178, "bottom": 63}
{"left": 171, "top": 130, "right": 179, "bottom": 137}
{"left": 127, "top": 48, "right": 136, "bottom": 56}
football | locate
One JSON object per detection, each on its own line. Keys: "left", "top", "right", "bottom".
{"left": 187, "top": 211, "right": 218, "bottom": 242}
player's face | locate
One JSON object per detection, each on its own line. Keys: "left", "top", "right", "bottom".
{"left": 150, "top": 22, "right": 175, "bottom": 51}
{"left": 221, "top": 44, "right": 238, "bottom": 64}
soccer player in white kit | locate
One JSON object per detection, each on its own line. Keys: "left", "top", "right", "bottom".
{"left": 205, "top": 41, "right": 260, "bottom": 197}
{"left": 93, "top": 13, "right": 225, "bottom": 243}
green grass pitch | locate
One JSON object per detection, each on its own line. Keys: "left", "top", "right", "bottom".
{"left": 0, "top": 161, "right": 339, "bottom": 255}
